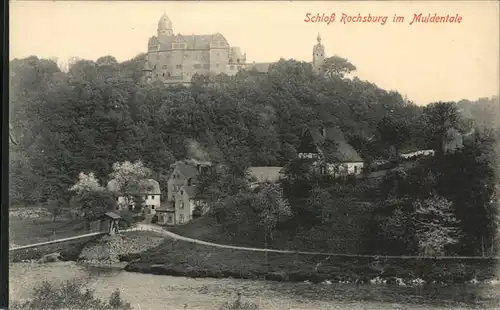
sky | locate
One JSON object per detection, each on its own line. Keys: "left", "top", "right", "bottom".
{"left": 10, "top": 1, "right": 500, "bottom": 105}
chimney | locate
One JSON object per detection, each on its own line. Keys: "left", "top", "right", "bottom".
{"left": 321, "top": 127, "right": 326, "bottom": 137}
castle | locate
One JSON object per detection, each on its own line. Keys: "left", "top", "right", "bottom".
{"left": 142, "top": 13, "right": 326, "bottom": 84}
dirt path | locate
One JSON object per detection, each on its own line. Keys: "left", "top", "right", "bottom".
{"left": 130, "top": 223, "right": 500, "bottom": 260}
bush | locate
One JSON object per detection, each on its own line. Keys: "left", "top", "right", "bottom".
{"left": 10, "top": 281, "right": 132, "bottom": 310}
{"left": 118, "top": 210, "right": 135, "bottom": 229}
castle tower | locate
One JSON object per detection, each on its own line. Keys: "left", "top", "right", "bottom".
{"left": 157, "top": 13, "right": 174, "bottom": 37}
{"left": 312, "top": 33, "right": 325, "bottom": 74}
{"left": 141, "top": 54, "right": 153, "bottom": 84}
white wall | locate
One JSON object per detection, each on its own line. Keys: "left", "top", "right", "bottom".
{"left": 326, "top": 162, "right": 364, "bottom": 176}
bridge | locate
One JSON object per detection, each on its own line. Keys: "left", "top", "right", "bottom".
{"left": 9, "top": 212, "right": 122, "bottom": 253}
{"left": 9, "top": 232, "right": 107, "bottom": 252}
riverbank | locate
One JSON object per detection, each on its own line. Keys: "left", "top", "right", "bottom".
{"left": 123, "top": 238, "right": 499, "bottom": 285}
{"left": 13, "top": 261, "right": 497, "bottom": 309}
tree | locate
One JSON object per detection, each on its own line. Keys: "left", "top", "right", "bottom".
{"left": 422, "top": 102, "right": 461, "bottom": 155}
{"left": 109, "top": 161, "right": 152, "bottom": 209}
{"left": 322, "top": 56, "right": 357, "bottom": 79}
{"left": 413, "top": 195, "right": 460, "bottom": 256}
{"left": 254, "top": 183, "right": 292, "bottom": 242}
{"left": 69, "top": 172, "right": 105, "bottom": 194}
{"left": 306, "top": 186, "right": 333, "bottom": 225}
{"left": 69, "top": 172, "right": 116, "bottom": 225}
{"left": 46, "top": 199, "right": 64, "bottom": 223}
{"left": 376, "top": 115, "right": 411, "bottom": 154}
{"left": 379, "top": 199, "right": 418, "bottom": 255}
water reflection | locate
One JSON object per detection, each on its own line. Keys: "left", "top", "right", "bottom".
{"left": 9, "top": 262, "right": 500, "bottom": 309}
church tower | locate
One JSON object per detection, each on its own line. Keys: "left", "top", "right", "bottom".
{"left": 157, "top": 13, "right": 174, "bottom": 37}
{"left": 312, "top": 33, "right": 325, "bottom": 75}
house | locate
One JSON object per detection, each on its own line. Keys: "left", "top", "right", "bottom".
{"left": 247, "top": 166, "right": 283, "bottom": 189}
{"left": 106, "top": 178, "right": 161, "bottom": 215}
{"left": 297, "top": 126, "right": 365, "bottom": 177}
{"left": 174, "top": 185, "right": 209, "bottom": 224}
{"left": 165, "top": 158, "right": 211, "bottom": 225}
{"left": 400, "top": 149, "right": 435, "bottom": 160}
{"left": 156, "top": 202, "right": 176, "bottom": 225}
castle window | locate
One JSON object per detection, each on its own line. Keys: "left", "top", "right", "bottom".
{"left": 216, "top": 63, "right": 220, "bottom": 68}
{"left": 230, "top": 65, "right": 235, "bottom": 70}
{"left": 193, "top": 64, "right": 201, "bottom": 69}
{"left": 229, "top": 58, "right": 233, "bottom": 63}
{"left": 203, "top": 64, "right": 210, "bottom": 69}
{"left": 216, "top": 52, "right": 220, "bottom": 57}
{"left": 237, "top": 59, "right": 240, "bottom": 63}
{"left": 176, "top": 64, "right": 182, "bottom": 69}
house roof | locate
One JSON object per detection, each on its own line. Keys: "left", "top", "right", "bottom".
{"left": 298, "top": 126, "right": 363, "bottom": 162}
{"left": 173, "top": 162, "right": 200, "bottom": 180}
{"left": 297, "top": 128, "right": 319, "bottom": 154}
{"left": 104, "top": 212, "right": 121, "bottom": 220}
{"left": 247, "top": 167, "right": 283, "bottom": 183}
{"left": 181, "top": 185, "right": 198, "bottom": 199}
{"left": 107, "top": 178, "right": 161, "bottom": 195}
{"left": 323, "top": 127, "right": 363, "bottom": 162}
{"left": 156, "top": 202, "right": 175, "bottom": 212}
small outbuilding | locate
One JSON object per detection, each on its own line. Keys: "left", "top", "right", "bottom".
{"left": 99, "top": 212, "right": 122, "bottom": 235}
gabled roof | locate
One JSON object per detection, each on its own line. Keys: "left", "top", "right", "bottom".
{"left": 322, "top": 127, "right": 363, "bottom": 162}
{"left": 181, "top": 185, "right": 198, "bottom": 199}
{"left": 298, "top": 126, "right": 363, "bottom": 162}
{"left": 173, "top": 162, "right": 199, "bottom": 180}
{"left": 297, "top": 128, "right": 320, "bottom": 154}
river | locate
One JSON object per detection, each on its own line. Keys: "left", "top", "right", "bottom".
{"left": 9, "top": 262, "right": 500, "bottom": 309}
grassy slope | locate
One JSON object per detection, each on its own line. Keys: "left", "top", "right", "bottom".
{"left": 125, "top": 238, "right": 497, "bottom": 284}
{"left": 9, "top": 217, "right": 89, "bottom": 246}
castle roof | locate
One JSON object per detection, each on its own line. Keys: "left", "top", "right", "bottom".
{"left": 158, "top": 13, "right": 172, "bottom": 30}
{"left": 154, "top": 33, "right": 229, "bottom": 50}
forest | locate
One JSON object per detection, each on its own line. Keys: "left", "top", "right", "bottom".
{"left": 9, "top": 53, "right": 500, "bottom": 257}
